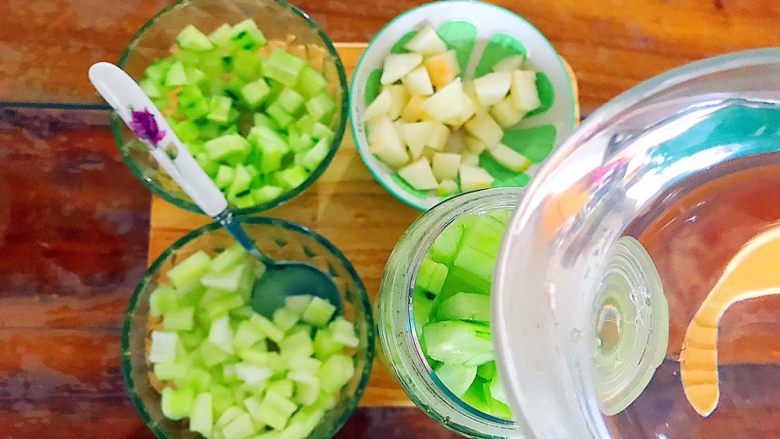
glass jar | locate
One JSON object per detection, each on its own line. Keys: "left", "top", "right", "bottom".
{"left": 377, "top": 188, "right": 525, "bottom": 438}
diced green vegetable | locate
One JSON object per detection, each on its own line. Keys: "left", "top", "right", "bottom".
{"left": 165, "top": 61, "right": 188, "bottom": 86}
{"left": 302, "top": 296, "right": 336, "bottom": 327}
{"left": 255, "top": 390, "right": 297, "bottom": 430}
{"left": 208, "top": 95, "right": 233, "bottom": 123}
{"left": 189, "top": 392, "right": 213, "bottom": 437}
{"left": 166, "top": 250, "right": 210, "bottom": 289}
{"left": 296, "top": 66, "right": 328, "bottom": 98}
{"left": 163, "top": 306, "right": 195, "bottom": 331}
{"left": 161, "top": 386, "right": 194, "bottom": 420}
{"left": 435, "top": 362, "right": 477, "bottom": 397}
{"left": 276, "top": 87, "right": 305, "bottom": 115}
{"left": 417, "top": 258, "right": 448, "bottom": 296}
{"left": 423, "top": 321, "right": 493, "bottom": 366}
{"left": 263, "top": 49, "right": 306, "bottom": 86}
{"left": 436, "top": 292, "right": 490, "bottom": 322}
{"left": 305, "top": 92, "right": 336, "bottom": 122}
{"left": 240, "top": 78, "right": 271, "bottom": 110}
{"left": 176, "top": 24, "right": 215, "bottom": 52}
{"left": 150, "top": 285, "right": 178, "bottom": 316}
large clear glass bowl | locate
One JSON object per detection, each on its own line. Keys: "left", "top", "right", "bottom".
{"left": 113, "top": 0, "right": 348, "bottom": 215}
{"left": 121, "top": 217, "right": 374, "bottom": 438}
{"left": 493, "top": 48, "right": 780, "bottom": 438}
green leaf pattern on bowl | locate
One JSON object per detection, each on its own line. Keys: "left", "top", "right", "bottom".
{"left": 364, "top": 21, "right": 558, "bottom": 199}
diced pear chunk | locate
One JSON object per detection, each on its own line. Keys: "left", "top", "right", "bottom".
{"left": 510, "top": 70, "right": 541, "bottom": 112}
{"left": 461, "top": 152, "right": 480, "bottom": 166}
{"left": 402, "top": 66, "right": 434, "bottom": 96}
{"left": 443, "top": 93, "right": 476, "bottom": 127}
{"left": 426, "top": 121, "right": 450, "bottom": 151}
{"left": 380, "top": 53, "right": 423, "bottom": 85}
{"left": 393, "top": 120, "right": 406, "bottom": 145}
{"left": 401, "top": 95, "right": 428, "bottom": 122}
{"left": 473, "top": 71, "right": 511, "bottom": 107}
{"left": 402, "top": 121, "right": 432, "bottom": 160}
{"left": 437, "top": 179, "right": 458, "bottom": 196}
{"left": 423, "top": 78, "right": 464, "bottom": 123}
{"left": 492, "top": 55, "right": 525, "bottom": 72}
{"left": 398, "top": 158, "right": 438, "bottom": 190}
{"left": 464, "top": 112, "right": 503, "bottom": 148}
{"left": 444, "top": 128, "right": 466, "bottom": 154}
{"left": 384, "top": 85, "right": 409, "bottom": 120}
{"left": 364, "top": 89, "right": 392, "bottom": 121}
{"left": 368, "top": 116, "right": 409, "bottom": 168}
{"left": 404, "top": 24, "right": 447, "bottom": 55}
{"left": 465, "top": 136, "right": 488, "bottom": 155}
{"left": 488, "top": 143, "right": 531, "bottom": 172}
{"left": 459, "top": 165, "right": 494, "bottom": 191}
{"left": 432, "top": 152, "right": 461, "bottom": 181}
{"left": 424, "top": 50, "right": 460, "bottom": 89}
{"left": 490, "top": 95, "right": 527, "bottom": 128}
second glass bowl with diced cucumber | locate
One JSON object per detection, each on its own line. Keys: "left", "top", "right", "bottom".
{"left": 377, "top": 188, "right": 524, "bottom": 438}
{"left": 114, "top": 0, "right": 347, "bottom": 214}
{"left": 122, "top": 217, "right": 373, "bottom": 438}
{"left": 350, "top": 1, "right": 576, "bottom": 211}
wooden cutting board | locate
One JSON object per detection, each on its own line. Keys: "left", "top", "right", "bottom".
{"left": 147, "top": 43, "right": 579, "bottom": 407}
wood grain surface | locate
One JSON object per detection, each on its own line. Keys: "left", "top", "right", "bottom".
{"left": 2, "top": 0, "right": 779, "bottom": 112}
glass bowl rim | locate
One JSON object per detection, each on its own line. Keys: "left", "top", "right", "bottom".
{"left": 112, "top": 0, "right": 349, "bottom": 216}
{"left": 121, "top": 216, "right": 375, "bottom": 439}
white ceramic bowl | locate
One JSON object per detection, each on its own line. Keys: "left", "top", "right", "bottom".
{"left": 349, "top": 0, "right": 577, "bottom": 211}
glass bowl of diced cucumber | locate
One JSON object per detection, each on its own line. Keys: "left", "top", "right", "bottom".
{"left": 113, "top": 0, "right": 348, "bottom": 214}
{"left": 122, "top": 217, "right": 373, "bottom": 438}
{"left": 349, "top": 1, "right": 576, "bottom": 211}
{"left": 377, "top": 187, "right": 524, "bottom": 438}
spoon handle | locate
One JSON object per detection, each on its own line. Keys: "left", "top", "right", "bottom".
{"left": 214, "top": 209, "right": 274, "bottom": 266}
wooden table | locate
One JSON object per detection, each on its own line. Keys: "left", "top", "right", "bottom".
{"left": 1, "top": 1, "right": 778, "bottom": 438}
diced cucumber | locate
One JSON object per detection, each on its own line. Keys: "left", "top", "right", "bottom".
{"left": 460, "top": 215, "right": 505, "bottom": 258}
{"left": 209, "top": 23, "right": 234, "bottom": 47}
{"left": 252, "top": 185, "right": 284, "bottom": 204}
{"left": 279, "top": 330, "right": 314, "bottom": 359}
{"left": 222, "top": 412, "right": 255, "bottom": 439}
{"left": 435, "top": 362, "right": 477, "bottom": 397}
{"left": 173, "top": 119, "right": 200, "bottom": 143}
{"left": 150, "top": 285, "right": 178, "bottom": 316}
{"left": 181, "top": 367, "right": 213, "bottom": 395}
{"left": 288, "top": 127, "right": 314, "bottom": 153}
{"left": 201, "top": 260, "right": 247, "bottom": 291}
{"left": 202, "top": 291, "right": 245, "bottom": 321}
{"left": 412, "top": 289, "right": 434, "bottom": 350}
{"left": 253, "top": 112, "right": 281, "bottom": 132}
{"left": 161, "top": 386, "right": 194, "bottom": 420}
{"left": 313, "top": 328, "right": 343, "bottom": 360}
{"left": 234, "top": 319, "right": 266, "bottom": 352}
{"left": 215, "top": 165, "right": 236, "bottom": 189}
{"left": 217, "top": 406, "right": 247, "bottom": 429}
{"left": 299, "top": 138, "right": 330, "bottom": 171}
{"left": 204, "top": 134, "right": 251, "bottom": 162}
{"left": 267, "top": 379, "right": 294, "bottom": 399}
{"left": 430, "top": 221, "right": 463, "bottom": 265}
{"left": 232, "top": 49, "right": 263, "bottom": 81}
{"left": 318, "top": 354, "right": 354, "bottom": 393}
{"left": 263, "top": 49, "right": 306, "bottom": 86}
{"left": 189, "top": 392, "right": 213, "bottom": 438}
{"left": 199, "top": 339, "right": 233, "bottom": 367}
{"left": 174, "top": 49, "right": 201, "bottom": 66}
{"left": 295, "top": 66, "right": 328, "bottom": 98}
{"left": 176, "top": 24, "right": 214, "bottom": 52}
{"left": 295, "top": 114, "right": 316, "bottom": 134}
{"left": 255, "top": 390, "right": 298, "bottom": 430}
{"left": 144, "top": 59, "right": 172, "bottom": 82}
{"left": 235, "top": 363, "right": 272, "bottom": 385}
{"left": 230, "top": 19, "right": 266, "bottom": 49}
{"left": 185, "top": 66, "right": 206, "bottom": 84}
{"left": 289, "top": 371, "right": 320, "bottom": 406}
{"left": 164, "top": 61, "right": 188, "bottom": 86}
{"left": 273, "top": 307, "right": 300, "bottom": 332}
{"left": 477, "top": 361, "right": 497, "bottom": 380}
{"left": 302, "top": 296, "right": 336, "bottom": 327}
{"left": 163, "top": 306, "right": 195, "bottom": 331}
{"left": 311, "top": 122, "right": 334, "bottom": 141}
{"left": 276, "top": 165, "right": 309, "bottom": 190}
{"left": 208, "top": 95, "right": 233, "bottom": 123}
{"left": 285, "top": 295, "right": 313, "bottom": 314}
{"left": 488, "top": 374, "right": 508, "bottom": 405}
{"left": 287, "top": 356, "right": 321, "bottom": 375}
{"left": 196, "top": 152, "right": 219, "bottom": 177}
{"left": 240, "top": 78, "right": 271, "bottom": 110}
{"left": 167, "top": 250, "right": 211, "bottom": 289}
{"left": 417, "top": 258, "right": 448, "bottom": 296}
{"left": 277, "top": 87, "right": 305, "bottom": 115}
{"left": 139, "top": 78, "right": 162, "bottom": 98}
{"left": 249, "top": 314, "right": 284, "bottom": 342}
{"left": 305, "top": 92, "right": 336, "bottom": 123}
{"left": 452, "top": 246, "right": 495, "bottom": 294}
{"left": 149, "top": 330, "right": 180, "bottom": 364}
{"left": 211, "top": 384, "right": 236, "bottom": 419}
{"left": 154, "top": 362, "right": 188, "bottom": 381}
{"left": 423, "top": 321, "right": 493, "bottom": 366}
{"left": 329, "top": 317, "right": 359, "bottom": 348}
{"left": 209, "top": 316, "right": 235, "bottom": 354}
{"left": 437, "top": 293, "right": 490, "bottom": 322}
{"left": 266, "top": 101, "right": 294, "bottom": 128}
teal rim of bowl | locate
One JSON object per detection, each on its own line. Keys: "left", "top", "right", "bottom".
{"left": 121, "top": 216, "right": 375, "bottom": 439}
{"left": 113, "top": 0, "right": 349, "bottom": 216}
{"left": 348, "top": 0, "right": 577, "bottom": 212}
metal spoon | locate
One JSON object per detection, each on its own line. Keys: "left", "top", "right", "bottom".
{"left": 88, "top": 62, "right": 341, "bottom": 315}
